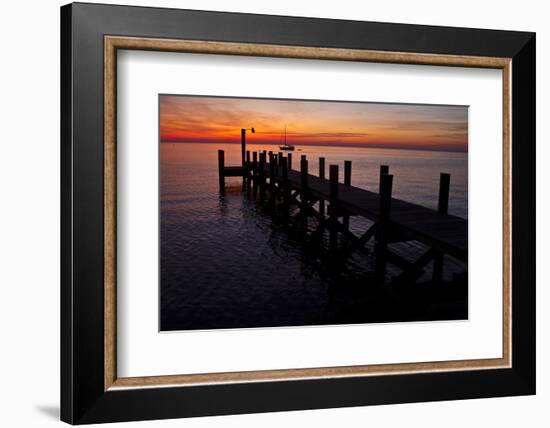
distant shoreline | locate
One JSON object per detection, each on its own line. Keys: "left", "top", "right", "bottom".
{"left": 160, "top": 139, "right": 468, "bottom": 154}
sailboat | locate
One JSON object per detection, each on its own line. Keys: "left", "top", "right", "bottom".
{"left": 279, "top": 125, "right": 295, "bottom": 151}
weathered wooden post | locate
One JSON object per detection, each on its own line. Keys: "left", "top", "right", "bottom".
{"left": 269, "top": 152, "right": 276, "bottom": 206}
{"left": 278, "top": 152, "right": 283, "bottom": 168}
{"left": 319, "top": 157, "right": 326, "bottom": 216}
{"left": 288, "top": 153, "right": 292, "bottom": 170}
{"left": 259, "top": 151, "right": 266, "bottom": 201}
{"left": 281, "top": 157, "right": 289, "bottom": 216}
{"left": 241, "top": 128, "right": 246, "bottom": 167}
{"left": 301, "top": 154, "right": 307, "bottom": 163}
{"left": 344, "top": 160, "right": 352, "bottom": 186}
{"left": 300, "top": 157, "right": 309, "bottom": 232}
{"left": 268, "top": 152, "right": 275, "bottom": 177}
{"left": 379, "top": 165, "right": 389, "bottom": 194}
{"left": 343, "top": 160, "right": 352, "bottom": 229}
{"left": 300, "top": 157, "right": 309, "bottom": 190}
{"left": 375, "top": 173, "right": 393, "bottom": 283}
{"left": 438, "top": 173, "right": 450, "bottom": 215}
{"left": 245, "top": 150, "right": 252, "bottom": 193}
{"left": 433, "top": 173, "right": 451, "bottom": 282}
{"left": 245, "top": 150, "right": 251, "bottom": 185}
{"left": 252, "top": 151, "right": 258, "bottom": 177}
{"left": 252, "top": 151, "right": 258, "bottom": 197}
{"left": 329, "top": 165, "right": 339, "bottom": 252}
{"left": 218, "top": 149, "right": 225, "bottom": 191}
{"left": 273, "top": 153, "right": 279, "bottom": 177}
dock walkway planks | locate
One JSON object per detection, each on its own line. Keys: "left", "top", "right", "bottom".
{"left": 267, "top": 166, "right": 467, "bottom": 262}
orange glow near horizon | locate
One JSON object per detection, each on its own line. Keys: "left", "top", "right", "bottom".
{"left": 160, "top": 95, "right": 468, "bottom": 152}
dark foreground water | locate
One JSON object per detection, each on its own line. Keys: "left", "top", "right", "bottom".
{"left": 160, "top": 143, "right": 468, "bottom": 331}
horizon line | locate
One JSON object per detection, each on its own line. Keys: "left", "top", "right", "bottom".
{"left": 160, "top": 139, "right": 468, "bottom": 154}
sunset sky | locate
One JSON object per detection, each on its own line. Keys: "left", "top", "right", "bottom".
{"left": 160, "top": 95, "right": 468, "bottom": 152}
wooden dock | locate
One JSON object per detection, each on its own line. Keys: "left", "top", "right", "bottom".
{"left": 218, "top": 148, "right": 467, "bottom": 285}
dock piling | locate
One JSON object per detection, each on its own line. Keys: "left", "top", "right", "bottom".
{"left": 319, "top": 157, "right": 326, "bottom": 216}
{"left": 288, "top": 153, "right": 292, "bottom": 170}
{"left": 218, "top": 150, "right": 225, "bottom": 190}
{"left": 433, "top": 173, "right": 451, "bottom": 282}
{"left": 438, "top": 173, "right": 450, "bottom": 215}
{"left": 258, "top": 152, "right": 266, "bottom": 201}
{"left": 245, "top": 150, "right": 251, "bottom": 184}
{"left": 281, "top": 157, "right": 289, "bottom": 215}
{"left": 300, "top": 158, "right": 309, "bottom": 232}
{"left": 252, "top": 152, "right": 258, "bottom": 196}
{"left": 329, "top": 165, "right": 339, "bottom": 252}
{"left": 379, "top": 165, "right": 389, "bottom": 194}
{"left": 252, "top": 151, "right": 258, "bottom": 174}
{"left": 375, "top": 173, "right": 393, "bottom": 282}
{"left": 300, "top": 158, "right": 309, "bottom": 189}
{"left": 269, "top": 152, "right": 276, "bottom": 202}
{"left": 241, "top": 129, "right": 246, "bottom": 167}
{"left": 344, "top": 160, "right": 352, "bottom": 186}
{"left": 343, "top": 160, "right": 352, "bottom": 229}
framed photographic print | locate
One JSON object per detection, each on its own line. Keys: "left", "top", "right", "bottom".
{"left": 61, "top": 2, "right": 536, "bottom": 424}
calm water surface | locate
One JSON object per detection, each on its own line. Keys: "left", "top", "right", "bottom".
{"left": 160, "top": 143, "right": 468, "bottom": 331}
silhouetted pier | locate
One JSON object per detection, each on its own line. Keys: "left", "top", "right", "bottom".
{"left": 218, "top": 148, "right": 467, "bottom": 285}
